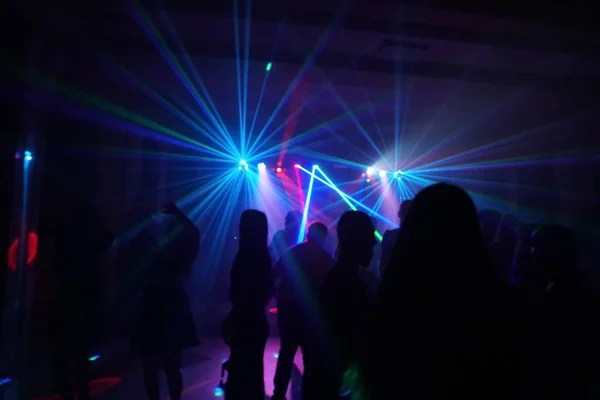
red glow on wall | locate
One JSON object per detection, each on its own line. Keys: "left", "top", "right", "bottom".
{"left": 269, "top": 307, "right": 278, "bottom": 314}
{"left": 32, "top": 377, "right": 122, "bottom": 400}
{"left": 7, "top": 231, "right": 39, "bottom": 271}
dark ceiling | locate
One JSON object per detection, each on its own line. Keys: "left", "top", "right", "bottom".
{"left": 7, "top": 0, "right": 600, "bottom": 167}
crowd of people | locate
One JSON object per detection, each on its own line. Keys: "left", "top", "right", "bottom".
{"left": 37, "top": 179, "right": 598, "bottom": 400}
{"left": 223, "top": 182, "right": 598, "bottom": 400}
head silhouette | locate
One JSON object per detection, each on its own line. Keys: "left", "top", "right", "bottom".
{"left": 284, "top": 210, "right": 302, "bottom": 232}
{"left": 238, "top": 209, "right": 268, "bottom": 253}
{"left": 337, "top": 211, "right": 376, "bottom": 268}
{"left": 307, "top": 221, "right": 328, "bottom": 247}
{"left": 398, "top": 200, "right": 413, "bottom": 222}
{"left": 531, "top": 225, "right": 577, "bottom": 280}
{"left": 391, "top": 183, "right": 491, "bottom": 285}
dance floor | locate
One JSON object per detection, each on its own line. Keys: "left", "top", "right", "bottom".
{"left": 87, "top": 338, "right": 303, "bottom": 400}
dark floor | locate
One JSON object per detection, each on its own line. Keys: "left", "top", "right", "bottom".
{"left": 61, "top": 338, "right": 303, "bottom": 400}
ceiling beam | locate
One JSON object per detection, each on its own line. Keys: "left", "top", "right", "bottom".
{"left": 76, "top": 32, "right": 600, "bottom": 93}
{"left": 26, "top": 2, "right": 600, "bottom": 56}
{"left": 376, "top": 0, "right": 600, "bottom": 28}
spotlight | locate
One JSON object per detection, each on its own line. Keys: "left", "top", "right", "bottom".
{"left": 24, "top": 151, "right": 33, "bottom": 161}
{"left": 276, "top": 167, "right": 282, "bottom": 173}
{"left": 312, "top": 165, "right": 318, "bottom": 169}
{"left": 366, "top": 179, "right": 371, "bottom": 183}
{"left": 294, "top": 164, "right": 300, "bottom": 168}
{"left": 366, "top": 167, "right": 375, "bottom": 176}
{"left": 378, "top": 170, "right": 386, "bottom": 177}
{"left": 393, "top": 171, "right": 398, "bottom": 177}
{"left": 238, "top": 160, "right": 248, "bottom": 171}
{"left": 258, "top": 162, "right": 266, "bottom": 171}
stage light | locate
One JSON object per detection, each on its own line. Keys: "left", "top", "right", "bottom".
{"left": 24, "top": 151, "right": 32, "bottom": 161}
{"left": 238, "top": 160, "right": 248, "bottom": 171}
{"left": 378, "top": 170, "right": 386, "bottom": 177}
{"left": 276, "top": 167, "right": 282, "bottom": 173}
{"left": 366, "top": 179, "right": 371, "bottom": 183}
{"left": 266, "top": 62, "right": 272, "bottom": 71}
{"left": 366, "top": 167, "right": 375, "bottom": 176}
{"left": 313, "top": 165, "right": 318, "bottom": 169}
{"left": 258, "top": 162, "right": 266, "bottom": 171}
{"left": 393, "top": 171, "right": 398, "bottom": 177}
{"left": 294, "top": 164, "right": 300, "bottom": 168}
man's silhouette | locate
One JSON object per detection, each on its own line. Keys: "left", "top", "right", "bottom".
{"left": 379, "top": 200, "right": 412, "bottom": 277}
{"left": 272, "top": 222, "right": 333, "bottom": 400}
{"left": 270, "top": 211, "right": 302, "bottom": 263}
{"left": 303, "top": 211, "right": 376, "bottom": 400}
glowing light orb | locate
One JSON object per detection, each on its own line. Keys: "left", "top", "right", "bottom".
{"left": 276, "top": 167, "right": 282, "bottom": 173}
{"left": 378, "top": 170, "right": 386, "bottom": 177}
{"left": 24, "top": 151, "right": 33, "bottom": 161}
{"left": 258, "top": 162, "right": 266, "bottom": 171}
{"left": 238, "top": 160, "right": 248, "bottom": 171}
{"left": 366, "top": 167, "right": 375, "bottom": 176}
{"left": 294, "top": 164, "right": 300, "bottom": 168}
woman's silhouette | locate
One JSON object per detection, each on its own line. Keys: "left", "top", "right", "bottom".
{"left": 362, "top": 183, "right": 516, "bottom": 399}
{"left": 132, "top": 202, "right": 200, "bottom": 400}
{"left": 225, "top": 209, "right": 274, "bottom": 400}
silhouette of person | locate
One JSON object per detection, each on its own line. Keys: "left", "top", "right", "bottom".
{"left": 272, "top": 222, "right": 333, "bottom": 400}
{"left": 524, "top": 225, "right": 591, "bottom": 399}
{"left": 132, "top": 202, "right": 200, "bottom": 400}
{"left": 226, "top": 210, "right": 275, "bottom": 400}
{"left": 45, "top": 195, "right": 114, "bottom": 400}
{"left": 379, "top": 200, "right": 412, "bottom": 277}
{"left": 303, "top": 211, "right": 376, "bottom": 400}
{"left": 363, "top": 183, "right": 517, "bottom": 399}
{"left": 270, "top": 211, "right": 303, "bottom": 263}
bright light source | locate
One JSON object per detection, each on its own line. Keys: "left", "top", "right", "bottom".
{"left": 89, "top": 354, "right": 100, "bottom": 361}
{"left": 258, "top": 162, "right": 266, "bottom": 171}
{"left": 294, "top": 164, "right": 300, "bottom": 168}
{"left": 238, "top": 160, "right": 248, "bottom": 171}
{"left": 24, "top": 151, "right": 32, "bottom": 161}
{"left": 393, "top": 171, "right": 398, "bottom": 177}
{"left": 366, "top": 179, "right": 371, "bottom": 183}
{"left": 378, "top": 170, "right": 386, "bottom": 177}
{"left": 312, "top": 165, "right": 319, "bottom": 169}
{"left": 276, "top": 167, "right": 282, "bottom": 173}
{"left": 240, "top": 160, "right": 247, "bottom": 165}
{"left": 266, "top": 62, "right": 272, "bottom": 71}
{"left": 366, "top": 167, "right": 375, "bottom": 176}
{"left": 399, "top": 170, "right": 404, "bottom": 175}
